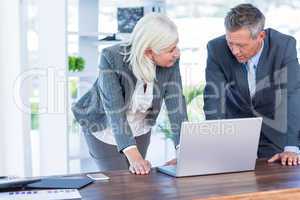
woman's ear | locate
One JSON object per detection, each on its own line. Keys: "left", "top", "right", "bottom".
{"left": 144, "top": 48, "right": 154, "bottom": 60}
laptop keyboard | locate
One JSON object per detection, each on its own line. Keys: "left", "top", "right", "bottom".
{"left": 163, "top": 165, "right": 176, "bottom": 172}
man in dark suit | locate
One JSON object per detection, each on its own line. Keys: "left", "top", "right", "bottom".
{"left": 204, "top": 3, "right": 300, "bottom": 165}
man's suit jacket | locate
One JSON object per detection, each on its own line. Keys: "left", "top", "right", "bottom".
{"left": 72, "top": 44, "right": 187, "bottom": 152}
{"left": 204, "top": 28, "right": 300, "bottom": 157}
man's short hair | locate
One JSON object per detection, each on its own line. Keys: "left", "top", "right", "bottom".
{"left": 224, "top": 4, "right": 265, "bottom": 38}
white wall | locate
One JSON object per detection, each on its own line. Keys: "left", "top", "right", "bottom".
{"left": 37, "top": 0, "right": 68, "bottom": 176}
{"left": 0, "top": 0, "right": 25, "bottom": 176}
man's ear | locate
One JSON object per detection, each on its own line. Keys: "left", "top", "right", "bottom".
{"left": 144, "top": 48, "right": 154, "bottom": 59}
{"left": 258, "top": 30, "right": 266, "bottom": 41}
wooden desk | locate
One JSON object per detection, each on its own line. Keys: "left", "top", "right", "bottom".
{"left": 80, "top": 159, "right": 300, "bottom": 200}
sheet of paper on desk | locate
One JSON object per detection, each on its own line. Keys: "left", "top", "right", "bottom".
{"left": 0, "top": 189, "right": 81, "bottom": 200}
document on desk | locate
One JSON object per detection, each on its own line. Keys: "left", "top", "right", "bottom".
{"left": 0, "top": 189, "right": 81, "bottom": 200}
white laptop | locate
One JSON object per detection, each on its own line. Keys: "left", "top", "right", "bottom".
{"left": 157, "top": 117, "right": 262, "bottom": 177}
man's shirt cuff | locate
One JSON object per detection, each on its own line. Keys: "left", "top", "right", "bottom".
{"left": 284, "top": 146, "right": 300, "bottom": 154}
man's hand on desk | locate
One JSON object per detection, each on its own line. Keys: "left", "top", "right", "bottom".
{"left": 268, "top": 152, "right": 300, "bottom": 166}
{"left": 123, "top": 146, "right": 151, "bottom": 175}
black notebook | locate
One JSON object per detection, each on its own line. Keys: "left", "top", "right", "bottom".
{"left": 27, "top": 176, "right": 94, "bottom": 189}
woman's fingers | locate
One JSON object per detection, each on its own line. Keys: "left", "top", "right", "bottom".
{"left": 130, "top": 160, "right": 151, "bottom": 175}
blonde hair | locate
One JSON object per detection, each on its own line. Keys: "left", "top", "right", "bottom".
{"left": 123, "top": 13, "right": 178, "bottom": 83}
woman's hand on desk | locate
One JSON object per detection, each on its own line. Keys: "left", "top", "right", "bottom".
{"left": 164, "top": 158, "right": 177, "bottom": 166}
{"left": 164, "top": 146, "right": 179, "bottom": 165}
{"left": 124, "top": 147, "right": 151, "bottom": 175}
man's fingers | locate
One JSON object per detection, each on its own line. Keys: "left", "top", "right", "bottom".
{"left": 293, "top": 155, "right": 300, "bottom": 166}
{"left": 268, "top": 153, "right": 280, "bottom": 163}
{"left": 268, "top": 152, "right": 300, "bottom": 166}
{"left": 287, "top": 157, "right": 293, "bottom": 166}
{"left": 293, "top": 157, "right": 298, "bottom": 166}
{"left": 281, "top": 154, "right": 288, "bottom": 165}
{"left": 287, "top": 154, "right": 298, "bottom": 166}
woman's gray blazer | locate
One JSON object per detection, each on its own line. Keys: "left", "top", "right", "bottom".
{"left": 72, "top": 44, "right": 187, "bottom": 152}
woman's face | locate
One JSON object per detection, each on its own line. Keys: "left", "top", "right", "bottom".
{"left": 147, "top": 42, "right": 180, "bottom": 68}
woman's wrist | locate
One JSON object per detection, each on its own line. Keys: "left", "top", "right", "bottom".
{"left": 123, "top": 146, "right": 143, "bottom": 163}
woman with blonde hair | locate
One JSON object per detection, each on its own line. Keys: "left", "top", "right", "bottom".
{"left": 72, "top": 13, "right": 187, "bottom": 175}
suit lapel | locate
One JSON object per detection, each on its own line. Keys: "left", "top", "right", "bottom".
{"left": 151, "top": 66, "right": 162, "bottom": 113}
{"left": 253, "top": 30, "right": 270, "bottom": 102}
{"left": 233, "top": 60, "right": 252, "bottom": 104}
{"left": 121, "top": 55, "right": 137, "bottom": 106}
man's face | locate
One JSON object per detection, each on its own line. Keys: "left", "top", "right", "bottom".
{"left": 226, "top": 27, "right": 265, "bottom": 63}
